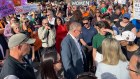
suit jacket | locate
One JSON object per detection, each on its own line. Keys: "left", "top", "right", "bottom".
{"left": 61, "top": 34, "right": 86, "bottom": 79}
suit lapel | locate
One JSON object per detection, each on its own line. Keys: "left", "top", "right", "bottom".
{"left": 67, "top": 34, "right": 86, "bottom": 62}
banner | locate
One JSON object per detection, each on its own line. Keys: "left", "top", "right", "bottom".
{"left": 15, "top": 4, "right": 38, "bottom": 15}
{"left": 12, "top": 0, "right": 21, "bottom": 6}
{"left": 21, "top": 0, "right": 27, "bottom": 5}
{"left": 71, "top": 0, "right": 90, "bottom": 6}
{"left": 133, "top": 0, "right": 140, "bottom": 19}
{"left": 0, "top": 0, "right": 15, "bottom": 19}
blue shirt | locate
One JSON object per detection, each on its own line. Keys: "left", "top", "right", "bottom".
{"left": 80, "top": 26, "right": 97, "bottom": 46}
{"left": 131, "top": 19, "right": 140, "bottom": 31}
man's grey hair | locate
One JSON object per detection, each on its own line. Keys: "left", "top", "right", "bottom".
{"left": 69, "top": 22, "right": 81, "bottom": 32}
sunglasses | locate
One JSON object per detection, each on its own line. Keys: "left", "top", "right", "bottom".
{"left": 127, "top": 67, "right": 139, "bottom": 74}
{"left": 123, "top": 17, "right": 129, "bottom": 20}
{"left": 83, "top": 23, "right": 88, "bottom": 25}
{"left": 43, "top": 22, "right": 49, "bottom": 25}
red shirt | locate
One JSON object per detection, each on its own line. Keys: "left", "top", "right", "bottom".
{"left": 56, "top": 24, "right": 68, "bottom": 53}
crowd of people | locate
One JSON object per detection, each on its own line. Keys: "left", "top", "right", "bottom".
{"left": 0, "top": 0, "right": 140, "bottom": 79}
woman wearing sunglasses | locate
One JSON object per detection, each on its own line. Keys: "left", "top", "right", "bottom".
{"left": 115, "top": 13, "right": 136, "bottom": 35}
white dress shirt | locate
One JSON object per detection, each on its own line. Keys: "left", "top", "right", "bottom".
{"left": 48, "top": 17, "right": 55, "bottom": 25}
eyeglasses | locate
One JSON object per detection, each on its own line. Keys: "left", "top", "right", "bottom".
{"left": 127, "top": 67, "right": 139, "bottom": 73}
{"left": 83, "top": 22, "right": 88, "bottom": 25}
{"left": 43, "top": 22, "right": 49, "bottom": 25}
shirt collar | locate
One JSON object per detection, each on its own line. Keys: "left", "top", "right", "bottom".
{"left": 69, "top": 33, "right": 79, "bottom": 41}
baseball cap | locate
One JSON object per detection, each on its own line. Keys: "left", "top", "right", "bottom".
{"left": 115, "top": 31, "right": 136, "bottom": 41}
{"left": 123, "top": 13, "right": 130, "bottom": 19}
{"left": 8, "top": 33, "right": 35, "bottom": 48}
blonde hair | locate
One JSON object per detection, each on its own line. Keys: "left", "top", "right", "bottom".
{"left": 102, "top": 38, "right": 127, "bottom": 65}
{"left": 11, "top": 22, "right": 19, "bottom": 28}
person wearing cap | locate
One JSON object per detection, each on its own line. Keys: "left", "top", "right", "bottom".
{"left": 0, "top": 33, "right": 36, "bottom": 79}
{"left": 115, "top": 13, "right": 136, "bottom": 35}
{"left": 131, "top": 19, "right": 140, "bottom": 46}
{"left": 115, "top": 31, "right": 139, "bottom": 61}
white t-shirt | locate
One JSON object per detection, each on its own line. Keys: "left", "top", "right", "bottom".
{"left": 96, "top": 60, "right": 130, "bottom": 79}
{"left": 48, "top": 17, "right": 55, "bottom": 25}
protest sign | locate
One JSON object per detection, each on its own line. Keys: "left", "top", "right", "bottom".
{"left": 15, "top": 4, "right": 38, "bottom": 15}
{"left": 0, "top": 0, "right": 15, "bottom": 19}
{"left": 21, "top": 0, "right": 27, "bottom": 5}
{"left": 9, "top": 0, "right": 27, "bottom": 6}
{"left": 71, "top": 0, "right": 90, "bottom": 6}
{"left": 133, "top": 0, "right": 140, "bottom": 19}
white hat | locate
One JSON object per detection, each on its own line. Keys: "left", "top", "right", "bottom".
{"left": 115, "top": 31, "right": 136, "bottom": 41}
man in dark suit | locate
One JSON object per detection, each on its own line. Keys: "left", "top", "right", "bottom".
{"left": 61, "top": 22, "right": 87, "bottom": 79}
